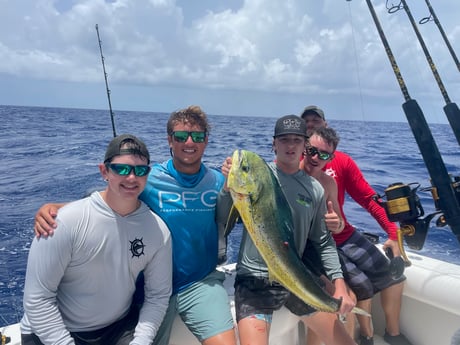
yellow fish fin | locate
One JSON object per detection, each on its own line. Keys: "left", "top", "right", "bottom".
{"left": 351, "top": 307, "right": 371, "bottom": 317}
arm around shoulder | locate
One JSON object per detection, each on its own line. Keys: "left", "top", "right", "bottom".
{"left": 34, "top": 202, "right": 68, "bottom": 237}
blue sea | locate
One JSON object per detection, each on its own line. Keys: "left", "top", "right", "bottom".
{"left": 1, "top": 104, "right": 459, "bottom": 327}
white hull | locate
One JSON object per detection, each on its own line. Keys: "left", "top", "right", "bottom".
{"left": 2, "top": 250, "right": 460, "bottom": 345}
{"left": 371, "top": 250, "right": 460, "bottom": 345}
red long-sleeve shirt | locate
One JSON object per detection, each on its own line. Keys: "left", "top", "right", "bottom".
{"left": 323, "top": 150, "right": 398, "bottom": 245}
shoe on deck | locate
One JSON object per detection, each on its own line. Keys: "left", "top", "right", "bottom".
{"left": 383, "top": 331, "right": 412, "bottom": 345}
{"left": 359, "top": 335, "right": 374, "bottom": 345}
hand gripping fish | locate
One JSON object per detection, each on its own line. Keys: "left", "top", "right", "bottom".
{"left": 226, "top": 149, "right": 369, "bottom": 316}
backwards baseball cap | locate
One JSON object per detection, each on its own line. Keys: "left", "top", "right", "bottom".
{"left": 104, "top": 134, "right": 150, "bottom": 164}
{"left": 274, "top": 115, "right": 308, "bottom": 138}
{"left": 300, "top": 105, "right": 325, "bottom": 120}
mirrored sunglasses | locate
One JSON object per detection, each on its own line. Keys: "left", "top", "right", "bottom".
{"left": 107, "top": 163, "right": 151, "bottom": 177}
{"left": 305, "top": 146, "right": 333, "bottom": 161}
{"left": 171, "top": 131, "right": 207, "bottom": 143}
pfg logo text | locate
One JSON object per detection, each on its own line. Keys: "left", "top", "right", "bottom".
{"left": 158, "top": 190, "right": 218, "bottom": 208}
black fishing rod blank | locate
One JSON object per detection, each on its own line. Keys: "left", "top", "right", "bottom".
{"left": 419, "top": 0, "right": 460, "bottom": 73}
{"left": 388, "top": 0, "right": 460, "bottom": 147}
{"left": 361, "top": 0, "right": 460, "bottom": 246}
{"left": 95, "top": 24, "right": 117, "bottom": 138}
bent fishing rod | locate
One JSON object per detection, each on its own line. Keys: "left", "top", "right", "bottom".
{"left": 95, "top": 24, "right": 117, "bottom": 138}
{"left": 387, "top": 0, "right": 460, "bottom": 147}
{"left": 419, "top": 0, "right": 460, "bottom": 73}
{"left": 356, "top": 0, "right": 460, "bottom": 249}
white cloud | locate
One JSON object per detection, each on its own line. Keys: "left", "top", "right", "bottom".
{"left": 295, "top": 40, "right": 321, "bottom": 67}
{"left": 0, "top": 0, "right": 459, "bottom": 122}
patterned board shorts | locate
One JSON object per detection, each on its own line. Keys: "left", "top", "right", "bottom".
{"left": 234, "top": 275, "right": 324, "bottom": 322}
{"left": 337, "top": 231, "right": 406, "bottom": 300}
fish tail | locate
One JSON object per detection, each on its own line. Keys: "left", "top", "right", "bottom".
{"left": 351, "top": 307, "right": 371, "bottom": 317}
{"left": 339, "top": 296, "right": 371, "bottom": 317}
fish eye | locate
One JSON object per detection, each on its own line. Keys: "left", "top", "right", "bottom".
{"left": 241, "top": 165, "right": 249, "bottom": 172}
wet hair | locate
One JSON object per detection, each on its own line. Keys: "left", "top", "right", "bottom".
{"left": 166, "top": 105, "right": 211, "bottom": 135}
{"left": 309, "top": 127, "right": 340, "bottom": 151}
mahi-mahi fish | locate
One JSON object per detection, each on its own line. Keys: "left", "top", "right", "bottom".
{"left": 226, "top": 149, "right": 369, "bottom": 316}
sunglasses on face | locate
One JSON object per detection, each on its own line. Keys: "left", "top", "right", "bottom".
{"left": 305, "top": 146, "right": 333, "bottom": 160}
{"left": 171, "top": 131, "right": 207, "bottom": 143}
{"left": 107, "top": 163, "right": 151, "bottom": 177}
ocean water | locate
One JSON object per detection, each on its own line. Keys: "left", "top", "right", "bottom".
{"left": 1, "top": 104, "right": 459, "bottom": 327}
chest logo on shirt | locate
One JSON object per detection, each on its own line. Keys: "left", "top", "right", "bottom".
{"left": 130, "top": 238, "right": 145, "bottom": 258}
{"left": 296, "top": 193, "right": 312, "bottom": 207}
{"left": 325, "top": 167, "right": 337, "bottom": 178}
{"left": 158, "top": 190, "right": 218, "bottom": 209}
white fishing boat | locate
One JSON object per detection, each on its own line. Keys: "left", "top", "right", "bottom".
{"left": 171, "top": 250, "right": 460, "bottom": 345}
{"left": 2, "top": 2, "right": 460, "bottom": 345}
{"left": 2, "top": 249, "right": 460, "bottom": 345}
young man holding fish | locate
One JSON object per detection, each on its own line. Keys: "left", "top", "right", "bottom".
{"left": 218, "top": 115, "right": 358, "bottom": 345}
{"left": 300, "top": 105, "right": 412, "bottom": 345}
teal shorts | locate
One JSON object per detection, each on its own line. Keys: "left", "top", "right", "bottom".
{"left": 153, "top": 270, "right": 234, "bottom": 344}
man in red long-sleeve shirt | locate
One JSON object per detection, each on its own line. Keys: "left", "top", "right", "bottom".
{"left": 300, "top": 106, "right": 412, "bottom": 345}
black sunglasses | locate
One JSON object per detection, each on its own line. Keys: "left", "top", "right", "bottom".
{"left": 305, "top": 146, "right": 333, "bottom": 161}
{"left": 171, "top": 131, "right": 207, "bottom": 143}
{"left": 107, "top": 163, "right": 151, "bottom": 177}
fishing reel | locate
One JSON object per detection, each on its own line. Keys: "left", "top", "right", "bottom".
{"left": 377, "top": 177, "right": 460, "bottom": 252}
{"left": 0, "top": 332, "right": 11, "bottom": 345}
{"left": 374, "top": 182, "right": 430, "bottom": 266}
{"left": 376, "top": 182, "right": 434, "bottom": 250}
{"left": 375, "top": 182, "right": 435, "bottom": 267}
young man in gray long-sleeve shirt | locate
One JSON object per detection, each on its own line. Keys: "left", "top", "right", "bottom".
{"left": 21, "top": 134, "right": 172, "bottom": 345}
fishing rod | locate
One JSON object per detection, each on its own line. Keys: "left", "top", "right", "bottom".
{"left": 95, "top": 24, "right": 117, "bottom": 138}
{"left": 387, "top": 0, "right": 460, "bottom": 147}
{"left": 419, "top": 0, "right": 460, "bottom": 73}
{"left": 357, "top": 0, "right": 460, "bottom": 249}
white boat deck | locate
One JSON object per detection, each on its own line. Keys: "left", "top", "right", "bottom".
{"left": 0, "top": 322, "right": 391, "bottom": 345}
{"left": 167, "top": 263, "right": 395, "bottom": 345}
{"left": 2, "top": 251, "right": 460, "bottom": 345}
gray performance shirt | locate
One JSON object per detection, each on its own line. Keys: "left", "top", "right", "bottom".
{"left": 218, "top": 162, "right": 343, "bottom": 282}
{"left": 21, "top": 192, "right": 172, "bottom": 345}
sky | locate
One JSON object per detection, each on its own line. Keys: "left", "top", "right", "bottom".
{"left": 1, "top": 0, "right": 460, "bottom": 123}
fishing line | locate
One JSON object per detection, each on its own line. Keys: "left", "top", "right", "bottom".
{"left": 344, "top": 0, "right": 373, "bottom": 148}
{"left": 345, "top": 1, "right": 366, "bottom": 123}
{"left": 364, "top": 1, "right": 410, "bottom": 101}
{"left": 361, "top": 0, "right": 460, "bottom": 246}
{"left": 419, "top": 0, "right": 460, "bottom": 73}
{"left": 95, "top": 24, "right": 117, "bottom": 138}
{"left": 387, "top": 0, "right": 460, "bottom": 146}
{"left": 386, "top": 1, "right": 450, "bottom": 103}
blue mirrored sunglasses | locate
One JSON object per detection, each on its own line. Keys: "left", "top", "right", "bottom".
{"left": 305, "top": 146, "right": 333, "bottom": 160}
{"left": 171, "top": 131, "right": 207, "bottom": 143}
{"left": 107, "top": 163, "right": 151, "bottom": 177}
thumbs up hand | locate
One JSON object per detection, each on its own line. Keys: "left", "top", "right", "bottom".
{"left": 324, "top": 200, "right": 344, "bottom": 234}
